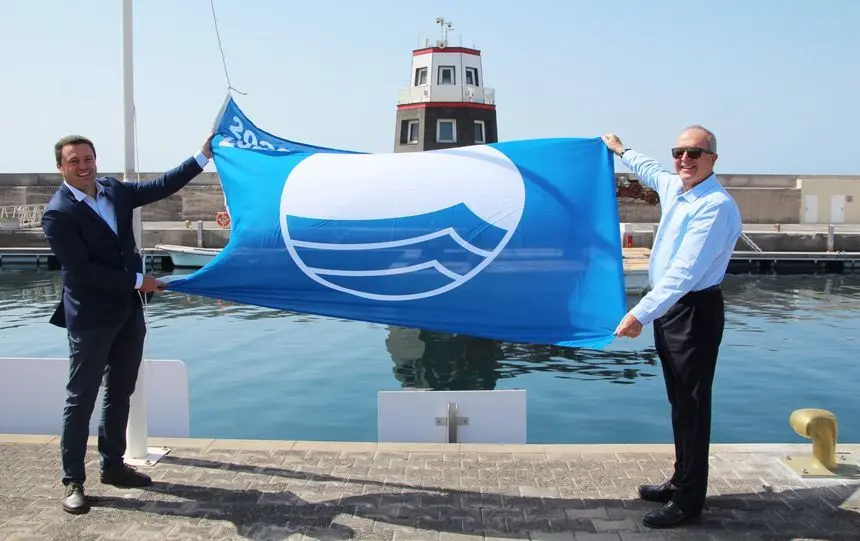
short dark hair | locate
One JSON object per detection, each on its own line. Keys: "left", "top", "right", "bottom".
{"left": 55, "top": 135, "right": 96, "bottom": 166}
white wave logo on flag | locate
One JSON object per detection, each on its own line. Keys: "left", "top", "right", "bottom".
{"left": 279, "top": 145, "right": 526, "bottom": 301}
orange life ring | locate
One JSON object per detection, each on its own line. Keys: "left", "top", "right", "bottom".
{"left": 216, "top": 211, "right": 231, "bottom": 228}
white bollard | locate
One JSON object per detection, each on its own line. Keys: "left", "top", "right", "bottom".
{"left": 196, "top": 220, "right": 204, "bottom": 247}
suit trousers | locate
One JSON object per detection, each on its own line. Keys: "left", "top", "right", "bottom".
{"left": 652, "top": 286, "right": 724, "bottom": 516}
{"left": 60, "top": 297, "right": 146, "bottom": 485}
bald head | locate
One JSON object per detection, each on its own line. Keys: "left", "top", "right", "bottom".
{"left": 683, "top": 125, "right": 717, "bottom": 153}
{"left": 673, "top": 125, "right": 718, "bottom": 189}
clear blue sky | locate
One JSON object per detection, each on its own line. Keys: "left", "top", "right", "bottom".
{"left": 3, "top": 0, "right": 857, "bottom": 175}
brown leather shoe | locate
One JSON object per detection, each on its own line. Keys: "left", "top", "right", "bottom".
{"left": 62, "top": 483, "right": 89, "bottom": 514}
{"left": 100, "top": 464, "right": 152, "bottom": 487}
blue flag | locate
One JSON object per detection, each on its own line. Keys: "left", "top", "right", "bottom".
{"left": 212, "top": 96, "right": 362, "bottom": 155}
{"left": 167, "top": 100, "right": 626, "bottom": 348}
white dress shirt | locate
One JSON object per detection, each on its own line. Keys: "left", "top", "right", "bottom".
{"left": 621, "top": 150, "right": 742, "bottom": 326}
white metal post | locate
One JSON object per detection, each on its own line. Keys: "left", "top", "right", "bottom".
{"left": 122, "top": 0, "right": 167, "bottom": 466}
{"left": 122, "top": 0, "right": 146, "bottom": 461}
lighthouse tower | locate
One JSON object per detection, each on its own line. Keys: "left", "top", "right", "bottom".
{"left": 393, "top": 19, "right": 498, "bottom": 152}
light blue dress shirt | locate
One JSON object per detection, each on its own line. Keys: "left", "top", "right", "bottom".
{"left": 621, "top": 150, "right": 742, "bottom": 327}
{"left": 63, "top": 151, "right": 209, "bottom": 289}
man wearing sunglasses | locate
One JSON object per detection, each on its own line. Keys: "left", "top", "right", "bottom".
{"left": 601, "top": 126, "right": 742, "bottom": 529}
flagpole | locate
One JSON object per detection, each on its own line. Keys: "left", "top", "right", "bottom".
{"left": 122, "top": 0, "right": 156, "bottom": 464}
{"left": 122, "top": 0, "right": 136, "bottom": 190}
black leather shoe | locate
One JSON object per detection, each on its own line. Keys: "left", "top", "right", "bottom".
{"left": 638, "top": 481, "right": 675, "bottom": 503}
{"left": 642, "top": 501, "right": 700, "bottom": 528}
{"left": 100, "top": 464, "right": 152, "bottom": 487}
{"left": 62, "top": 483, "right": 89, "bottom": 514}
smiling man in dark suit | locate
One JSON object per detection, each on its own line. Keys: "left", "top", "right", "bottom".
{"left": 42, "top": 133, "right": 213, "bottom": 514}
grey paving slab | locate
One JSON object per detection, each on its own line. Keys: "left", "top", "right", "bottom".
{"left": 0, "top": 437, "right": 857, "bottom": 541}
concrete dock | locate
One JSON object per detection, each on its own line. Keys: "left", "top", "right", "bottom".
{"left": 1, "top": 435, "right": 858, "bottom": 540}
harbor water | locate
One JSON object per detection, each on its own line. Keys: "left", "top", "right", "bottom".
{"left": 1, "top": 270, "right": 858, "bottom": 444}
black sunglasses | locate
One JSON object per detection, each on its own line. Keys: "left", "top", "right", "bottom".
{"left": 671, "top": 146, "right": 714, "bottom": 159}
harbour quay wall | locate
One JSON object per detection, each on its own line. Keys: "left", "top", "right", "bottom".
{"left": 1, "top": 171, "right": 856, "bottom": 225}
{"left": 0, "top": 172, "right": 225, "bottom": 222}
{"left": 617, "top": 187, "right": 801, "bottom": 224}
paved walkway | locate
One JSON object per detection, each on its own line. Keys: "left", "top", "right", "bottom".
{"left": 1, "top": 436, "right": 858, "bottom": 540}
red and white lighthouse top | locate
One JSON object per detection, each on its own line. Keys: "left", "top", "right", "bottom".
{"left": 397, "top": 40, "right": 494, "bottom": 108}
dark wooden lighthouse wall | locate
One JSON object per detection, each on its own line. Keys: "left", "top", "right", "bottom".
{"left": 394, "top": 106, "right": 498, "bottom": 152}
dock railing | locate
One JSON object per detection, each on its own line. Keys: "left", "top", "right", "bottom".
{"left": 0, "top": 204, "right": 46, "bottom": 229}
{"left": 739, "top": 232, "right": 764, "bottom": 252}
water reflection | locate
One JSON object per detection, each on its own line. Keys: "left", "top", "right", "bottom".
{"left": 6, "top": 270, "right": 857, "bottom": 326}
{"left": 0, "top": 270, "right": 322, "bottom": 325}
{"left": 722, "top": 274, "right": 860, "bottom": 312}
{"left": 6, "top": 269, "right": 858, "bottom": 443}
{"left": 0, "top": 270, "right": 64, "bottom": 330}
{"left": 385, "top": 326, "right": 660, "bottom": 390}
{"left": 3, "top": 270, "right": 858, "bottom": 389}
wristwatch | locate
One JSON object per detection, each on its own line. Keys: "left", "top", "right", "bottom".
{"left": 619, "top": 147, "right": 631, "bottom": 158}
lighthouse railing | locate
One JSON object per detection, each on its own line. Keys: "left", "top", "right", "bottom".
{"left": 397, "top": 85, "right": 495, "bottom": 105}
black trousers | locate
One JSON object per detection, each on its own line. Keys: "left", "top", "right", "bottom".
{"left": 60, "top": 301, "right": 146, "bottom": 485}
{"left": 653, "top": 286, "right": 724, "bottom": 515}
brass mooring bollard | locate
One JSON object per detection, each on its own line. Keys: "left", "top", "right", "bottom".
{"left": 784, "top": 408, "right": 860, "bottom": 478}
{"left": 790, "top": 408, "right": 837, "bottom": 469}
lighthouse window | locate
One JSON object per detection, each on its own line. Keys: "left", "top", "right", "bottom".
{"left": 466, "top": 67, "right": 479, "bottom": 86}
{"left": 414, "top": 67, "right": 427, "bottom": 86}
{"left": 438, "top": 66, "right": 455, "bottom": 85}
{"left": 474, "top": 120, "right": 486, "bottom": 144}
{"left": 437, "top": 120, "right": 457, "bottom": 143}
{"left": 407, "top": 120, "right": 420, "bottom": 144}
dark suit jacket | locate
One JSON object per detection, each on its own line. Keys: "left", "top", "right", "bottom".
{"left": 41, "top": 156, "right": 204, "bottom": 330}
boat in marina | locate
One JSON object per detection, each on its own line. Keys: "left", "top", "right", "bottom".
{"left": 154, "top": 243, "right": 222, "bottom": 268}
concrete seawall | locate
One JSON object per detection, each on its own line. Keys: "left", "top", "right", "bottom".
{"left": 0, "top": 172, "right": 225, "bottom": 222}
{"left": 618, "top": 187, "right": 802, "bottom": 224}
{"left": 0, "top": 171, "right": 828, "bottom": 225}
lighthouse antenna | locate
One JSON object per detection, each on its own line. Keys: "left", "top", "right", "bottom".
{"left": 435, "top": 17, "right": 454, "bottom": 47}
